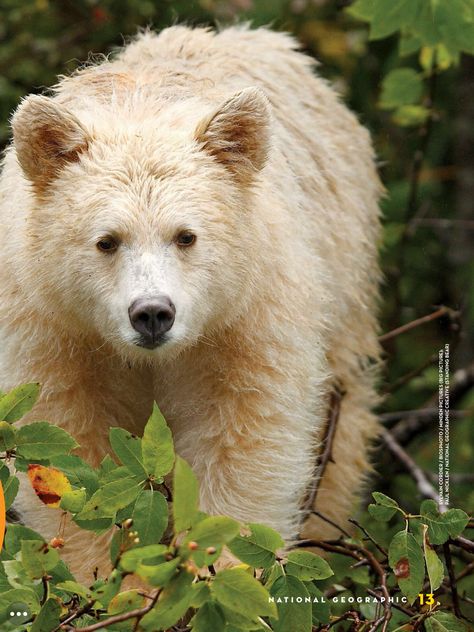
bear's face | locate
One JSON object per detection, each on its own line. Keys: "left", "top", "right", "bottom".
{"left": 12, "top": 88, "right": 271, "bottom": 360}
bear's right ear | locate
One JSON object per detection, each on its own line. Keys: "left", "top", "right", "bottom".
{"left": 11, "top": 95, "right": 90, "bottom": 194}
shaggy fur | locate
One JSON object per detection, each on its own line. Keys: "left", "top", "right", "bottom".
{"left": 0, "top": 25, "right": 382, "bottom": 581}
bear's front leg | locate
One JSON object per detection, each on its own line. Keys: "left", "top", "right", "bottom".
{"left": 175, "top": 389, "right": 323, "bottom": 543}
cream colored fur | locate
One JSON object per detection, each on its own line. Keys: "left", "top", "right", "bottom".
{"left": 0, "top": 25, "right": 382, "bottom": 582}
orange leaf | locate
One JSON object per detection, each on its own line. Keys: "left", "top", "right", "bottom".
{"left": 27, "top": 464, "right": 72, "bottom": 508}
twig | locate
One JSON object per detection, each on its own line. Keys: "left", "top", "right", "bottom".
{"left": 455, "top": 560, "right": 474, "bottom": 582}
{"left": 311, "top": 510, "right": 352, "bottom": 538}
{"left": 296, "top": 539, "right": 364, "bottom": 562}
{"left": 450, "top": 536, "right": 474, "bottom": 554}
{"left": 380, "top": 429, "right": 439, "bottom": 502}
{"left": 319, "top": 610, "right": 361, "bottom": 630}
{"left": 366, "top": 589, "right": 414, "bottom": 617}
{"left": 348, "top": 519, "right": 387, "bottom": 558}
{"left": 41, "top": 575, "right": 50, "bottom": 606}
{"left": 69, "top": 589, "right": 161, "bottom": 631}
{"left": 56, "top": 601, "right": 96, "bottom": 631}
{"left": 387, "top": 409, "right": 467, "bottom": 445}
{"left": 383, "top": 353, "right": 438, "bottom": 394}
{"left": 443, "top": 542, "right": 462, "bottom": 618}
{"left": 303, "top": 386, "right": 344, "bottom": 514}
{"left": 379, "top": 306, "right": 456, "bottom": 344}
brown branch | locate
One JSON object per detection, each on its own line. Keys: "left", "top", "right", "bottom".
{"left": 443, "top": 542, "right": 462, "bottom": 618}
{"left": 455, "top": 560, "right": 474, "bottom": 582}
{"left": 67, "top": 589, "right": 161, "bottom": 631}
{"left": 296, "top": 539, "right": 364, "bottom": 562}
{"left": 56, "top": 601, "right": 96, "bottom": 631}
{"left": 383, "top": 353, "right": 438, "bottom": 394}
{"left": 318, "top": 610, "right": 361, "bottom": 631}
{"left": 379, "top": 306, "right": 456, "bottom": 344}
{"left": 348, "top": 519, "right": 388, "bottom": 558}
{"left": 450, "top": 536, "right": 474, "bottom": 554}
{"left": 311, "top": 510, "right": 352, "bottom": 538}
{"left": 380, "top": 429, "right": 439, "bottom": 502}
{"left": 366, "top": 589, "right": 415, "bottom": 617}
{"left": 302, "top": 386, "right": 344, "bottom": 514}
{"left": 387, "top": 409, "right": 467, "bottom": 445}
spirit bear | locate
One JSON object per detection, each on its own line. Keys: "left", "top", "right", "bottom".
{"left": 0, "top": 26, "right": 382, "bottom": 580}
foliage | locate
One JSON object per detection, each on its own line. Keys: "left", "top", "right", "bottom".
{"left": 0, "top": 385, "right": 472, "bottom": 631}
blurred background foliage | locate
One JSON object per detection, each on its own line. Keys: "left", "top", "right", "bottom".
{"left": 0, "top": 0, "right": 472, "bottom": 562}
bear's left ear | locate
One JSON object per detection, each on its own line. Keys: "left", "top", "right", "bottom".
{"left": 11, "top": 95, "right": 90, "bottom": 194}
{"left": 194, "top": 87, "right": 271, "bottom": 186}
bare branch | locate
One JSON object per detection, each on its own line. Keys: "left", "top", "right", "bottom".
{"left": 379, "top": 306, "right": 458, "bottom": 344}
{"left": 303, "top": 386, "right": 344, "bottom": 515}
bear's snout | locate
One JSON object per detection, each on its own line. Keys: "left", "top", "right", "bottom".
{"left": 128, "top": 296, "right": 176, "bottom": 348}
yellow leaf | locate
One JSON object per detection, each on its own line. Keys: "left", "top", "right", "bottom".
{"left": 27, "top": 464, "right": 72, "bottom": 508}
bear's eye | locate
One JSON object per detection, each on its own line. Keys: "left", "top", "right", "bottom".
{"left": 176, "top": 232, "right": 196, "bottom": 248}
{"left": 96, "top": 237, "right": 119, "bottom": 253}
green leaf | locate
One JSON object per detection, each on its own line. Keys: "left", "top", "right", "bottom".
{"left": 56, "top": 580, "right": 92, "bottom": 600}
{"left": 16, "top": 422, "right": 78, "bottom": 459}
{"left": 270, "top": 575, "right": 312, "bottom": 632}
{"left": 372, "top": 492, "right": 399, "bottom": 508}
{"left": 136, "top": 557, "right": 181, "bottom": 586}
{"left": 60, "top": 488, "right": 86, "bottom": 513}
{"left": 185, "top": 516, "right": 240, "bottom": 549}
{"left": 132, "top": 489, "right": 168, "bottom": 546}
{"left": 422, "top": 524, "right": 444, "bottom": 592}
{"left": 77, "top": 471, "right": 142, "bottom": 520}
{"left": 229, "top": 523, "right": 284, "bottom": 569}
{"left": 393, "top": 105, "right": 430, "bottom": 127}
{"left": 0, "top": 587, "right": 40, "bottom": 617}
{"left": 108, "top": 589, "right": 145, "bottom": 615}
{"left": 442, "top": 508, "right": 470, "bottom": 538}
{"left": 420, "top": 501, "right": 469, "bottom": 545}
{"left": 30, "top": 597, "right": 61, "bottom": 632}
{"left": 73, "top": 516, "right": 115, "bottom": 533}
{"left": 399, "top": 32, "right": 423, "bottom": 56}
{"left": 50, "top": 454, "right": 99, "bottom": 496}
{"left": 0, "top": 383, "right": 40, "bottom": 422}
{"left": 285, "top": 550, "right": 333, "bottom": 581}
{"left": 3, "top": 473, "right": 19, "bottom": 509}
{"left": 212, "top": 568, "right": 276, "bottom": 619}
{"left": 190, "top": 601, "right": 226, "bottom": 632}
{"left": 21, "top": 540, "right": 60, "bottom": 580}
{"left": 140, "top": 571, "right": 194, "bottom": 631}
{"left": 369, "top": 0, "right": 420, "bottom": 41}
{"left": 388, "top": 530, "right": 425, "bottom": 604}
{"left": 368, "top": 503, "right": 398, "bottom": 522}
{"left": 109, "top": 427, "right": 148, "bottom": 478}
{"left": 5, "top": 524, "right": 45, "bottom": 555}
{"left": 346, "top": 0, "right": 377, "bottom": 21}
{"left": 0, "top": 421, "right": 16, "bottom": 451}
{"left": 92, "top": 569, "right": 122, "bottom": 607}
{"left": 305, "top": 582, "right": 330, "bottom": 626}
{"left": 98, "top": 454, "right": 118, "bottom": 478}
{"left": 379, "top": 68, "right": 423, "bottom": 110}
{"left": 173, "top": 456, "right": 200, "bottom": 533}
{"left": 120, "top": 544, "right": 168, "bottom": 572}
{"left": 142, "top": 402, "right": 175, "bottom": 478}
{"left": 425, "top": 611, "right": 468, "bottom": 632}
{"left": 190, "top": 582, "right": 211, "bottom": 608}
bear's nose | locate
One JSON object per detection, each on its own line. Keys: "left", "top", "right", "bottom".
{"left": 128, "top": 296, "right": 176, "bottom": 346}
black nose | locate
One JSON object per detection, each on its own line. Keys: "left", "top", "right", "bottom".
{"left": 128, "top": 296, "right": 176, "bottom": 347}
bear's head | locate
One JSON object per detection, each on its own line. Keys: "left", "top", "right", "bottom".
{"left": 11, "top": 86, "right": 271, "bottom": 361}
